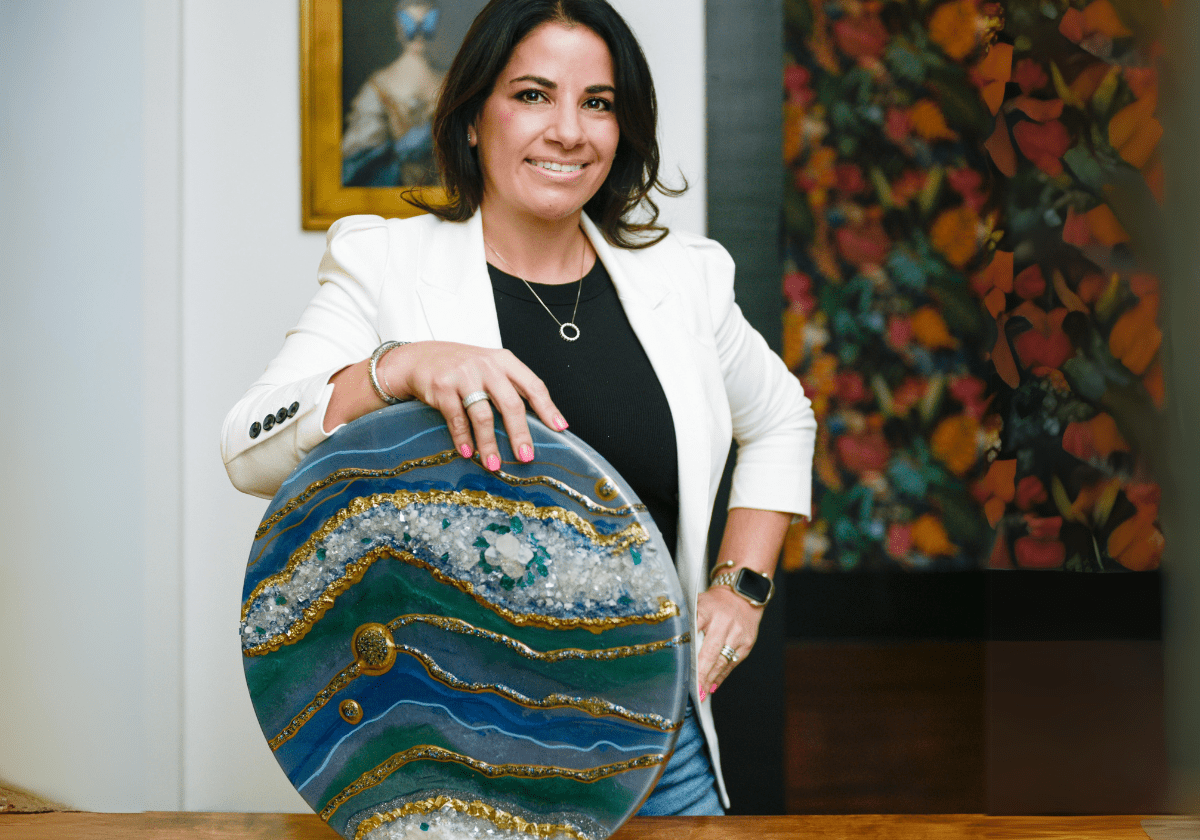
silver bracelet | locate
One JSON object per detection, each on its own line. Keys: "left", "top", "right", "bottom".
{"left": 368, "top": 341, "right": 409, "bottom": 405}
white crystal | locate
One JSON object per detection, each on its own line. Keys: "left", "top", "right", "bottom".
{"left": 242, "top": 499, "right": 671, "bottom": 650}
{"left": 359, "top": 808, "right": 584, "bottom": 840}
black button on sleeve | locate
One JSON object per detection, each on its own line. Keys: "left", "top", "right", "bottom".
{"left": 288, "top": 401, "right": 300, "bottom": 417}
{"left": 249, "top": 422, "right": 261, "bottom": 439}
{"left": 276, "top": 407, "right": 288, "bottom": 424}
{"left": 263, "top": 414, "right": 275, "bottom": 431}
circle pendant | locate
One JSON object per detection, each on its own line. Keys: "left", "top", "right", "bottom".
{"left": 559, "top": 322, "right": 581, "bottom": 342}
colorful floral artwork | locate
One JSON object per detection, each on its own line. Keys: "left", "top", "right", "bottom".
{"left": 781, "top": 0, "right": 1167, "bottom": 572}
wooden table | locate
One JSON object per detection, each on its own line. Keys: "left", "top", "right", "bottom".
{"left": 0, "top": 813, "right": 1180, "bottom": 839}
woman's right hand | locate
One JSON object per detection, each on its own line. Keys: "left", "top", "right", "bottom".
{"left": 328, "top": 341, "right": 567, "bottom": 471}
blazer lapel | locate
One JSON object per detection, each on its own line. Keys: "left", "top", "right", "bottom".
{"left": 414, "top": 212, "right": 504, "bottom": 348}
{"left": 582, "top": 216, "right": 715, "bottom": 601}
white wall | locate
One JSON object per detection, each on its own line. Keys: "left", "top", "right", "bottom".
{"left": 0, "top": 0, "right": 182, "bottom": 811}
{"left": 611, "top": 0, "right": 707, "bottom": 233}
{"left": 189, "top": 0, "right": 705, "bottom": 813}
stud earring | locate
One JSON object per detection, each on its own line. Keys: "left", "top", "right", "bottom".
{"left": 467, "top": 129, "right": 475, "bottom": 144}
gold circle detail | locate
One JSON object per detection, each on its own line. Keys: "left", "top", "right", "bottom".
{"left": 595, "top": 478, "right": 619, "bottom": 502}
{"left": 339, "top": 699, "right": 363, "bottom": 725}
{"left": 352, "top": 623, "right": 397, "bottom": 676}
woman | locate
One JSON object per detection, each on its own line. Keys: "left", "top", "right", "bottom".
{"left": 223, "top": 0, "right": 815, "bottom": 815}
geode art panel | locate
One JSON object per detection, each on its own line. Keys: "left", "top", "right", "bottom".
{"left": 242, "top": 403, "right": 689, "bottom": 840}
{"left": 782, "top": 0, "right": 1167, "bottom": 573}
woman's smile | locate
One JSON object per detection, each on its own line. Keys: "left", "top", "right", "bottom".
{"left": 529, "top": 160, "right": 587, "bottom": 173}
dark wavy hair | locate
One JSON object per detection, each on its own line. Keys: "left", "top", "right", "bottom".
{"left": 408, "top": 0, "right": 684, "bottom": 248}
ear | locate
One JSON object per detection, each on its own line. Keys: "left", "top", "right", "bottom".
{"left": 467, "top": 125, "right": 478, "bottom": 147}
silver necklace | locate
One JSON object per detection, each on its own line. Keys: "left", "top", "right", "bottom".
{"left": 486, "top": 232, "right": 586, "bottom": 342}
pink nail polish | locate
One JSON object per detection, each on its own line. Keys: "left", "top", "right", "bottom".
{"left": 485, "top": 454, "right": 500, "bottom": 471}
{"left": 699, "top": 686, "right": 707, "bottom": 703}
{"left": 553, "top": 414, "right": 568, "bottom": 431}
{"left": 460, "top": 444, "right": 473, "bottom": 459}
{"left": 710, "top": 683, "right": 719, "bottom": 694}
{"left": 518, "top": 444, "right": 534, "bottom": 463}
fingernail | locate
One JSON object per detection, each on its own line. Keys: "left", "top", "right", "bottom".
{"left": 518, "top": 444, "right": 534, "bottom": 463}
{"left": 699, "top": 686, "right": 707, "bottom": 702}
{"left": 553, "top": 414, "right": 568, "bottom": 431}
{"left": 710, "top": 683, "right": 719, "bottom": 694}
{"left": 485, "top": 454, "right": 500, "bottom": 471}
{"left": 460, "top": 444, "right": 473, "bottom": 459}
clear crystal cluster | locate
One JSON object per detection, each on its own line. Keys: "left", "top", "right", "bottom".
{"left": 361, "top": 806, "right": 582, "bottom": 840}
{"left": 242, "top": 500, "right": 668, "bottom": 650}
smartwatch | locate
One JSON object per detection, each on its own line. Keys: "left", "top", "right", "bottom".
{"left": 709, "top": 563, "right": 775, "bottom": 607}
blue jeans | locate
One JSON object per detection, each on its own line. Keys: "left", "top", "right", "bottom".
{"left": 636, "top": 703, "right": 725, "bottom": 816}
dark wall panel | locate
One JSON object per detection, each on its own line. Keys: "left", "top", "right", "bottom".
{"left": 705, "top": 0, "right": 787, "bottom": 816}
{"left": 706, "top": 0, "right": 784, "bottom": 352}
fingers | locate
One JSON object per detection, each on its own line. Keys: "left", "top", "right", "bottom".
{"left": 700, "top": 639, "right": 742, "bottom": 700}
{"left": 442, "top": 404, "right": 478, "bottom": 461}
{"left": 459, "top": 364, "right": 543, "bottom": 471}
{"left": 427, "top": 387, "right": 509, "bottom": 471}
{"left": 466, "top": 400, "right": 503, "bottom": 470}
{"left": 488, "top": 382, "right": 536, "bottom": 469}
{"left": 495, "top": 354, "right": 566, "bottom": 465}
{"left": 388, "top": 343, "right": 566, "bottom": 471}
{"left": 705, "top": 644, "right": 740, "bottom": 695}
{"left": 694, "top": 588, "right": 762, "bottom": 701}
{"left": 511, "top": 364, "right": 568, "bottom": 436}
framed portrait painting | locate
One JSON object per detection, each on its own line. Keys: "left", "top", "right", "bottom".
{"left": 301, "top": 0, "right": 487, "bottom": 229}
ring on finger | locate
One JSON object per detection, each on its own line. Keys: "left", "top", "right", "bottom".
{"left": 462, "top": 390, "right": 491, "bottom": 409}
{"left": 719, "top": 644, "right": 739, "bottom": 664}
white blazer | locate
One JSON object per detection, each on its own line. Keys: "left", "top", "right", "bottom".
{"left": 222, "top": 211, "right": 816, "bottom": 806}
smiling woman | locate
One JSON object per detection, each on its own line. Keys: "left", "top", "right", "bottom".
{"left": 223, "top": 0, "right": 816, "bottom": 824}
{"left": 415, "top": 0, "right": 675, "bottom": 248}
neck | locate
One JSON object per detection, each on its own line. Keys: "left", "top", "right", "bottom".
{"left": 480, "top": 206, "right": 592, "bottom": 286}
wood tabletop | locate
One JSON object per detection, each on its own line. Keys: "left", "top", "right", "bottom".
{"left": 0, "top": 812, "right": 1180, "bottom": 840}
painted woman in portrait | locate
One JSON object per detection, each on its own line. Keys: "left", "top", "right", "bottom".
{"left": 342, "top": 1, "right": 443, "bottom": 187}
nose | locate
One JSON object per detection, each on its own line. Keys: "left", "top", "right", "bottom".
{"left": 546, "top": 104, "right": 584, "bottom": 149}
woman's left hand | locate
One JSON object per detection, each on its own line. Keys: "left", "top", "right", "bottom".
{"left": 695, "top": 584, "right": 765, "bottom": 701}
{"left": 693, "top": 508, "right": 792, "bottom": 702}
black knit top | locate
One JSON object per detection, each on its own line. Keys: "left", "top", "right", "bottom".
{"left": 488, "top": 259, "right": 680, "bottom": 560}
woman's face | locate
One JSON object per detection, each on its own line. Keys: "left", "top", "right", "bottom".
{"left": 471, "top": 22, "right": 620, "bottom": 228}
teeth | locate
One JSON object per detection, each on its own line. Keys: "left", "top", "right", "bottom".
{"left": 533, "top": 161, "right": 583, "bottom": 173}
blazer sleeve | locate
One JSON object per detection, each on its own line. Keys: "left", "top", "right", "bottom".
{"left": 679, "top": 233, "right": 817, "bottom": 518}
{"left": 221, "top": 215, "right": 394, "bottom": 498}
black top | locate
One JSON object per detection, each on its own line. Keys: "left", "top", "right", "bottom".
{"left": 488, "top": 258, "right": 680, "bottom": 560}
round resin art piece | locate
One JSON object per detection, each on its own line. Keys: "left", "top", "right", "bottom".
{"left": 241, "top": 403, "right": 689, "bottom": 840}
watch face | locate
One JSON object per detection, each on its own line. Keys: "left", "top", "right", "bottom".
{"left": 736, "top": 568, "right": 773, "bottom": 604}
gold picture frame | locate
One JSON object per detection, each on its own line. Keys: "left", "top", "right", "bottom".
{"left": 301, "top": 0, "right": 487, "bottom": 230}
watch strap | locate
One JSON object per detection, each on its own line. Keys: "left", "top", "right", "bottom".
{"left": 710, "top": 567, "right": 774, "bottom": 607}
{"left": 709, "top": 559, "right": 735, "bottom": 583}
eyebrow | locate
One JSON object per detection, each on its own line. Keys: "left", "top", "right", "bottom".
{"left": 509, "top": 74, "right": 616, "bottom": 95}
